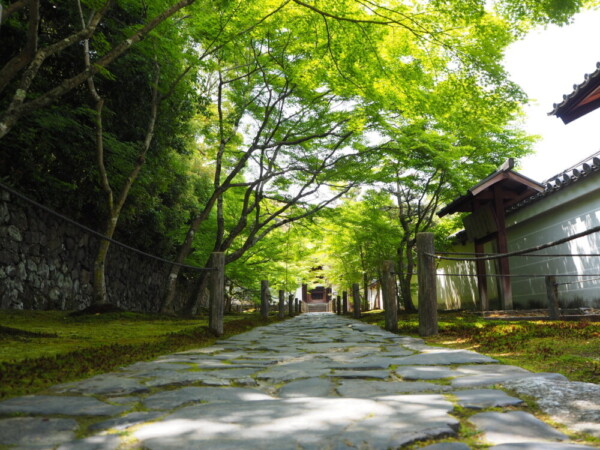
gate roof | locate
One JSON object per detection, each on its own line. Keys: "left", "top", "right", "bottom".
{"left": 438, "top": 159, "right": 544, "bottom": 218}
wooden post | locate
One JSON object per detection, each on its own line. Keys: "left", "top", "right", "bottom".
{"left": 494, "top": 185, "right": 513, "bottom": 310}
{"left": 209, "top": 252, "right": 225, "bottom": 336}
{"left": 278, "top": 289, "right": 285, "bottom": 319}
{"left": 295, "top": 298, "right": 299, "bottom": 314}
{"left": 475, "top": 240, "right": 489, "bottom": 311}
{"left": 417, "top": 233, "right": 438, "bottom": 336}
{"left": 336, "top": 296, "right": 342, "bottom": 315}
{"left": 333, "top": 297, "right": 337, "bottom": 313}
{"left": 342, "top": 291, "right": 348, "bottom": 314}
{"left": 299, "top": 300, "right": 303, "bottom": 313}
{"left": 363, "top": 272, "right": 369, "bottom": 312}
{"left": 352, "top": 283, "right": 361, "bottom": 319}
{"left": 381, "top": 260, "right": 398, "bottom": 332}
{"left": 545, "top": 276, "right": 560, "bottom": 320}
{"left": 288, "top": 294, "right": 294, "bottom": 316}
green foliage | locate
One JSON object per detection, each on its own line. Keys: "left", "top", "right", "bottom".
{"left": 317, "top": 191, "right": 401, "bottom": 291}
{"left": 1, "top": 0, "right": 594, "bottom": 311}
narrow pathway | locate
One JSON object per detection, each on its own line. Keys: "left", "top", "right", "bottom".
{"left": 0, "top": 313, "right": 597, "bottom": 449}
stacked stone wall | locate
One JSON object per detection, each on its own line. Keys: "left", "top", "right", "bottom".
{"left": 0, "top": 189, "right": 197, "bottom": 312}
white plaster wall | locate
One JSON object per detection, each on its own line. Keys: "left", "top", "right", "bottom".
{"left": 506, "top": 175, "right": 600, "bottom": 308}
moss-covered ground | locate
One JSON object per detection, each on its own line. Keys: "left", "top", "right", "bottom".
{"left": 0, "top": 309, "right": 283, "bottom": 400}
{"left": 361, "top": 310, "right": 600, "bottom": 384}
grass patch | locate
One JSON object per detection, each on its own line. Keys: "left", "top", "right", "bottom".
{"left": 0, "top": 310, "right": 284, "bottom": 400}
{"left": 360, "top": 310, "right": 600, "bottom": 384}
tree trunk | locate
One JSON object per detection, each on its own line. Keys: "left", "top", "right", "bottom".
{"left": 180, "top": 270, "right": 210, "bottom": 316}
{"left": 362, "top": 271, "right": 369, "bottom": 311}
{"left": 397, "top": 242, "right": 417, "bottom": 312}
{"left": 93, "top": 238, "right": 111, "bottom": 305}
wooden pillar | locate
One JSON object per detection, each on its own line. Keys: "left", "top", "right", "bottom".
{"left": 545, "top": 276, "right": 560, "bottom": 320}
{"left": 336, "top": 296, "right": 342, "bottom": 316}
{"left": 475, "top": 240, "right": 489, "bottom": 311}
{"left": 381, "top": 260, "right": 398, "bottom": 332}
{"left": 342, "top": 291, "right": 348, "bottom": 314}
{"left": 288, "top": 294, "right": 294, "bottom": 316}
{"left": 417, "top": 233, "right": 438, "bottom": 337}
{"left": 352, "top": 283, "right": 361, "bottom": 319}
{"left": 278, "top": 289, "right": 285, "bottom": 319}
{"left": 209, "top": 252, "right": 225, "bottom": 336}
{"left": 494, "top": 185, "right": 513, "bottom": 310}
{"left": 295, "top": 298, "right": 299, "bottom": 314}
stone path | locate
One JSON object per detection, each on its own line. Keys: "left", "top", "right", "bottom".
{"left": 0, "top": 313, "right": 598, "bottom": 449}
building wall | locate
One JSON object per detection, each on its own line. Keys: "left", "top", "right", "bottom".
{"left": 437, "top": 171, "right": 600, "bottom": 310}
{"left": 506, "top": 174, "right": 600, "bottom": 308}
{"left": 435, "top": 241, "right": 481, "bottom": 310}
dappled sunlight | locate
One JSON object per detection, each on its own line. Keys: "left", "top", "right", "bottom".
{"left": 133, "top": 395, "right": 457, "bottom": 448}
{"left": 135, "top": 418, "right": 237, "bottom": 441}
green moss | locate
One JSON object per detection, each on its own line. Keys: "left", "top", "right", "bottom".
{"left": 361, "top": 310, "right": 600, "bottom": 384}
{"left": 0, "top": 310, "right": 285, "bottom": 400}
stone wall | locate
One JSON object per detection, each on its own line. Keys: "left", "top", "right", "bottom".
{"left": 0, "top": 188, "right": 198, "bottom": 312}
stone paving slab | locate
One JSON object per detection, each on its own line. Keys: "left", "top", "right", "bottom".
{"left": 326, "top": 356, "right": 394, "bottom": 369}
{"left": 0, "top": 417, "right": 79, "bottom": 447}
{"left": 469, "top": 410, "right": 570, "bottom": 444}
{"left": 58, "top": 434, "right": 122, "bottom": 450}
{"left": 452, "top": 364, "right": 568, "bottom": 388}
{"left": 142, "top": 370, "right": 234, "bottom": 387}
{"left": 0, "top": 395, "right": 127, "bottom": 416}
{"left": 490, "top": 444, "right": 598, "bottom": 449}
{"left": 337, "top": 379, "right": 452, "bottom": 397}
{"left": 503, "top": 377, "right": 600, "bottom": 438}
{"left": 52, "top": 374, "right": 150, "bottom": 395}
{"left": 452, "top": 388, "right": 523, "bottom": 409}
{"left": 0, "top": 313, "right": 597, "bottom": 449}
{"left": 278, "top": 377, "right": 336, "bottom": 398}
{"left": 424, "top": 443, "right": 597, "bottom": 450}
{"left": 331, "top": 369, "right": 391, "bottom": 379}
{"left": 143, "top": 386, "right": 273, "bottom": 410}
{"left": 88, "top": 411, "right": 165, "bottom": 431}
{"left": 420, "top": 443, "right": 471, "bottom": 450}
{"left": 396, "top": 365, "right": 459, "bottom": 380}
{"left": 392, "top": 348, "right": 498, "bottom": 365}
{"left": 133, "top": 395, "right": 459, "bottom": 449}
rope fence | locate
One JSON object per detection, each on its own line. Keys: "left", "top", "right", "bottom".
{"left": 0, "top": 180, "right": 214, "bottom": 272}
{"left": 379, "top": 229, "right": 600, "bottom": 337}
{"left": 0, "top": 181, "right": 231, "bottom": 334}
{"left": 426, "top": 223, "right": 600, "bottom": 262}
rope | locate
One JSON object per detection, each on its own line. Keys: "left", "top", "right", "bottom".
{"left": 556, "top": 276, "right": 600, "bottom": 287}
{"left": 0, "top": 181, "right": 215, "bottom": 272}
{"left": 436, "top": 251, "right": 600, "bottom": 258}
{"left": 429, "top": 223, "right": 600, "bottom": 261}
{"left": 436, "top": 272, "right": 600, "bottom": 279}
{"left": 398, "top": 271, "right": 600, "bottom": 279}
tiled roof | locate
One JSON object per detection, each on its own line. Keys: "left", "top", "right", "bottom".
{"left": 549, "top": 62, "right": 600, "bottom": 123}
{"left": 448, "top": 151, "right": 600, "bottom": 244}
{"left": 507, "top": 150, "right": 600, "bottom": 214}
